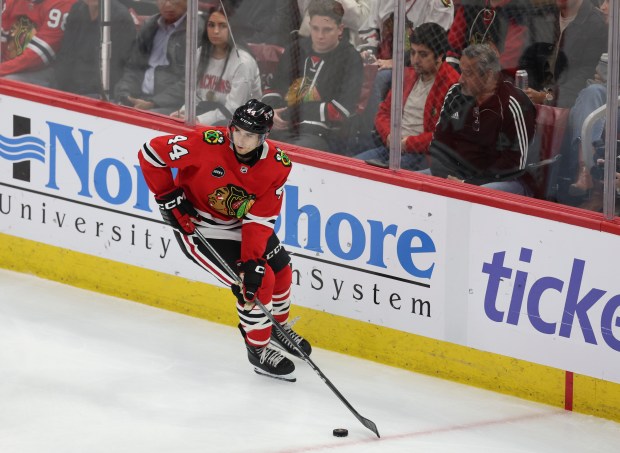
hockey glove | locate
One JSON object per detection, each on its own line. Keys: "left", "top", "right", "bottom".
{"left": 231, "top": 283, "right": 252, "bottom": 312}
{"left": 236, "top": 259, "right": 267, "bottom": 307}
{"left": 155, "top": 187, "right": 198, "bottom": 235}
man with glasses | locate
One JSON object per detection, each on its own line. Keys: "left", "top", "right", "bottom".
{"left": 427, "top": 44, "right": 536, "bottom": 195}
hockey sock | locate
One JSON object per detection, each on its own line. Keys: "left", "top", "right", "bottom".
{"left": 238, "top": 300, "right": 273, "bottom": 348}
{"left": 272, "top": 265, "right": 292, "bottom": 324}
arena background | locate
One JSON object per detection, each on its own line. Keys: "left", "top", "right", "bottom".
{"left": 1, "top": 80, "right": 619, "bottom": 423}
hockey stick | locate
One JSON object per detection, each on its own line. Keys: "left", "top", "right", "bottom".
{"left": 192, "top": 228, "right": 380, "bottom": 438}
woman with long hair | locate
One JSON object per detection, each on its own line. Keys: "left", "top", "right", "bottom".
{"left": 172, "top": 5, "right": 261, "bottom": 125}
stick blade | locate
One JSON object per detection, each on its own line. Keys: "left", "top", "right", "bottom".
{"left": 360, "top": 416, "right": 380, "bottom": 438}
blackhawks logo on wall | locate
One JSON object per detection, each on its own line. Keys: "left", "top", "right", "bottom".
{"left": 208, "top": 184, "right": 255, "bottom": 218}
{"left": 203, "top": 129, "right": 225, "bottom": 145}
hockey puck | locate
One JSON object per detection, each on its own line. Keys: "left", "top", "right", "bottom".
{"left": 333, "top": 428, "right": 348, "bottom": 437}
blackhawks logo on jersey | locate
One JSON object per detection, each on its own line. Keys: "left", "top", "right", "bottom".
{"left": 203, "top": 129, "right": 225, "bottom": 145}
{"left": 274, "top": 147, "right": 291, "bottom": 167}
{"left": 208, "top": 184, "right": 255, "bottom": 219}
{"left": 6, "top": 16, "right": 36, "bottom": 60}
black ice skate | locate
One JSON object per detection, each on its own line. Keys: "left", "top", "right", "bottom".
{"left": 246, "top": 344, "right": 296, "bottom": 382}
{"left": 270, "top": 317, "right": 312, "bottom": 358}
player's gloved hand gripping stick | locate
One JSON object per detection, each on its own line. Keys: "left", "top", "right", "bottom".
{"left": 235, "top": 259, "right": 266, "bottom": 310}
{"left": 155, "top": 187, "right": 198, "bottom": 235}
{"left": 192, "top": 228, "right": 380, "bottom": 438}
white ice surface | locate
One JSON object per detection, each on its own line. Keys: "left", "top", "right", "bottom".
{"left": 1, "top": 268, "right": 619, "bottom": 453}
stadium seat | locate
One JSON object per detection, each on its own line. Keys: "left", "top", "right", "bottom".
{"left": 356, "top": 63, "right": 379, "bottom": 114}
{"left": 246, "top": 43, "right": 285, "bottom": 91}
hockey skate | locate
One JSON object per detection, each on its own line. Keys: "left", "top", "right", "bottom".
{"left": 270, "top": 317, "right": 312, "bottom": 358}
{"left": 246, "top": 343, "right": 296, "bottom": 382}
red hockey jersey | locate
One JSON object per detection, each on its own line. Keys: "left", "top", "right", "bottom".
{"left": 138, "top": 126, "right": 292, "bottom": 261}
{"left": 0, "top": 0, "right": 76, "bottom": 75}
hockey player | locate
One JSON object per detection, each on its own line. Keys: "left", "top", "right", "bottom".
{"left": 138, "top": 99, "right": 311, "bottom": 382}
{"left": 0, "top": 0, "right": 76, "bottom": 85}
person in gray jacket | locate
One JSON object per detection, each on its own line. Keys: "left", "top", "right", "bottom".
{"left": 520, "top": 0, "right": 607, "bottom": 109}
{"left": 113, "top": 0, "right": 203, "bottom": 114}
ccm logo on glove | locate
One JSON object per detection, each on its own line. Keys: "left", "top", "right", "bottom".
{"left": 237, "top": 259, "right": 267, "bottom": 303}
{"left": 155, "top": 187, "right": 198, "bottom": 235}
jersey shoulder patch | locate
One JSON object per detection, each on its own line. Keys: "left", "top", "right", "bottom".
{"left": 202, "top": 129, "right": 226, "bottom": 145}
{"left": 273, "top": 146, "right": 291, "bottom": 167}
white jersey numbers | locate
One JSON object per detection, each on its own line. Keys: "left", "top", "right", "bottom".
{"left": 168, "top": 135, "right": 188, "bottom": 144}
{"left": 47, "top": 9, "right": 68, "bottom": 30}
{"left": 167, "top": 135, "right": 189, "bottom": 161}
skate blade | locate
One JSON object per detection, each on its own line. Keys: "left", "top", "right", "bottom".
{"left": 253, "top": 367, "right": 296, "bottom": 382}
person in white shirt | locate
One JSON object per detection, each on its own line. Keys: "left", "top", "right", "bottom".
{"left": 172, "top": 5, "right": 261, "bottom": 125}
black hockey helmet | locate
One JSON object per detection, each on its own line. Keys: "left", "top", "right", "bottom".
{"left": 230, "top": 99, "right": 274, "bottom": 135}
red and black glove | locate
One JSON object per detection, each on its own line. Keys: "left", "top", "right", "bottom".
{"left": 236, "top": 259, "right": 267, "bottom": 304}
{"left": 155, "top": 187, "right": 198, "bottom": 235}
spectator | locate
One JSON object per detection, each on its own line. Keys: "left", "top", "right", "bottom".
{"left": 356, "top": 0, "right": 454, "bottom": 147}
{"left": 225, "top": 0, "right": 301, "bottom": 47}
{"left": 355, "top": 22, "right": 460, "bottom": 170}
{"left": 448, "top": 0, "right": 533, "bottom": 78}
{"left": 0, "top": 0, "right": 76, "bottom": 86}
{"left": 171, "top": 5, "right": 261, "bottom": 125}
{"left": 520, "top": 0, "right": 607, "bottom": 108}
{"left": 262, "top": 0, "right": 363, "bottom": 152}
{"left": 54, "top": 0, "right": 135, "bottom": 97}
{"left": 570, "top": 103, "right": 620, "bottom": 213}
{"left": 556, "top": 0, "right": 611, "bottom": 199}
{"left": 113, "top": 0, "right": 203, "bottom": 114}
{"left": 428, "top": 44, "right": 536, "bottom": 195}
{"left": 298, "top": 0, "right": 371, "bottom": 46}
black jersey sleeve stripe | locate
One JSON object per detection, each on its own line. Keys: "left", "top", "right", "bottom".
{"left": 141, "top": 142, "right": 166, "bottom": 167}
{"left": 27, "top": 37, "right": 56, "bottom": 65}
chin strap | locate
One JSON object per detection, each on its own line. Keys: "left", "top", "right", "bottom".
{"left": 233, "top": 144, "right": 262, "bottom": 166}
